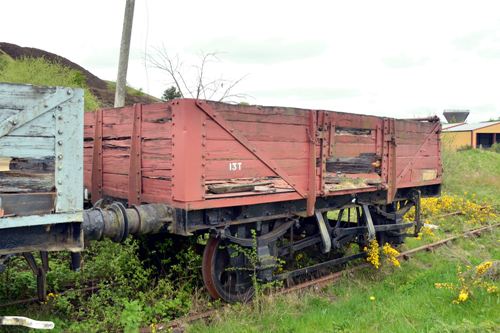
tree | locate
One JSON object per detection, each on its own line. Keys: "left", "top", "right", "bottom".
{"left": 162, "top": 86, "right": 182, "bottom": 101}
{"left": 148, "top": 46, "right": 248, "bottom": 102}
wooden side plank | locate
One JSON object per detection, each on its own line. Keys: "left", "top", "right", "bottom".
{"left": 0, "top": 192, "right": 55, "bottom": 216}
{"left": 0, "top": 136, "right": 54, "bottom": 158}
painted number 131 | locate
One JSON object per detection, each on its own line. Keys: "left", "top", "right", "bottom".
{"left": 229, "top": 162, "right": 242, "bottom": 171}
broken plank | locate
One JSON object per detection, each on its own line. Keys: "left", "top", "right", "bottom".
{"left": 208, "top": 181, "right": 272, "bottom": 194}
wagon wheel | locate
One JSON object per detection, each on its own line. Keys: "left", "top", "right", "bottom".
{"left": 202, "top": 237, "right": 254, "bottom": 303}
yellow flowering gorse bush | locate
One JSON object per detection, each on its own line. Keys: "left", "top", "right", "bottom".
{"left": 364, "top": 241, "right": 401, "bottom": 269}
{"left": 404, "top": 194, "right": 497, "bottom": 225}
{"left": 364, "top": 239, "right": 380, "bottom": 269}
{"left": 434, "top": 260, "right": 498, "bottom": 304}
{"left": 382, "top": 243, "right": 400, "bottom": 267}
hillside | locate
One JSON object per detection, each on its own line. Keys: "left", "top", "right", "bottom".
{"left": 0, "top": 42, "right": 159, "bottom": 109}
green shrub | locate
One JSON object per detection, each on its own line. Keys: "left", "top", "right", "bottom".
{"left": 0, "top": 55, "right": 100, "bottom": 111}
{"left": 489, "top": 143, "right": 500, "bottom": 153}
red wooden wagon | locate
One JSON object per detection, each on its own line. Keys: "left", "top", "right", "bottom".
{"left": 83, "top": 99, "right": 441, "bottom": 301}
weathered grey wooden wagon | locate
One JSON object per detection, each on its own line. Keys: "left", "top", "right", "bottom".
{"left": 0, "top": 83, "right": 84, "bottom": 298}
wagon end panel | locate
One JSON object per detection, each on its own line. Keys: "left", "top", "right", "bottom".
{"left": 84, "top": 103, "right": 173, "bottom": 205}
{"left": 0, "top": 83, "right": 83, "bottom": 254}
{"left": 393, "top": 119, "right": 442, "bottom": 194}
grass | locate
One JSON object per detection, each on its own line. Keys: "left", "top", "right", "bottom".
{"left": 442, "top": 148, "right": 500, "bottom": 207}
{"left": 0, "top": 54, "right": 100, "bottom": 111}
{"left": 189, "top": 229, "right": 499, "bottom": 333}
{"left": 105, "top": 80, "right": 145, "bottom": 97}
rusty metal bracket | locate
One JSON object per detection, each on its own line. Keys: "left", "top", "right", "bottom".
{"left": 128, "top": 104, "right": 143, "bottom": 205}
{"left": 91, "top": 109, "right": 103, "bottom": 203}
{"left": 195, "top": 101, "right": 307, "bottom": 198}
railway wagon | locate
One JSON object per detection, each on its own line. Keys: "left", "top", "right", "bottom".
{"left": 83, "top": 99, "right": 442, "bottom": 302}
{"left": 0, "top": 83, "right": 84, "bottom": 299}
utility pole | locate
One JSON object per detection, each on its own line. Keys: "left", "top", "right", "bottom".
{"left": 114, "top": 0, "right": 135, "bottom": 107}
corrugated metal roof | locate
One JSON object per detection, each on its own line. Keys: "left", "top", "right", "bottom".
{"left": 442, "top": 123, "right": 465, "bottom": 130}
{"left": 443, "top": 121, "right": 500, "bottom": 132}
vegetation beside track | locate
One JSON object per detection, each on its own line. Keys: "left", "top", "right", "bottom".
{"left": 189, "top": 229, "right": 499, "bottom": 333}
{"left": 0, "top": 54, "right": 100, "bottom": 111}
{"left": 0, "top": 141, "right": 499, "bottom": 332}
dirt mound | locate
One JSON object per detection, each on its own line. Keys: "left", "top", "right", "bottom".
{"left": 0, "top": 42, "right": 158, "bottom": 107}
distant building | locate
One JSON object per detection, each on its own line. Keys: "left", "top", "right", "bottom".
{"left": 442, "top": 121, "right": 500, "bottom": 150}
{"left": 443, "top": 109, "right": 469, "bottom": 123}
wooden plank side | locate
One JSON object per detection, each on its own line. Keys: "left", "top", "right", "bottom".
{"left": 332, "top": 143, "right": 377, "bottom": 157}
{"left": 102, "top": 106, "right": 134, "bottom": 125}
{"left": 0, "top": 171, "right": 54, "bottom": 193}
{"left": 211, "top": 102, "right": 309, "bottom": 125}
{"left": 142, "top": 139, "right": 172, "bottom": 156}
{"left": 141, "top": 103, "right": 172, "bottom": 122}
{"left": 395, "top": 131, "right": 437, "bottom": 144}
{"left": 102, "top": 173, "right": 128, "bottom": 198}
{"left": 334, "top": 133, "right": 375, "bottom": 145}
{"left": 205, "top": 140, "right": 309, "bottom": 160}
{"left": 0, "top": 136, "right": 54, "bottom": 158}
{"left": 103, "top": 155, "right": 130, "bottom": 175}
{"left": 8, "top": 112, "right": 55, "bottom": 137}
{"left": 0, "top": 192, "right": 55, "bottom": 216}
{"left": 395, "top": 119, "right": 435, "bottom": 134}
{"left": 328, "top": 112, "right": 380, "bottom": 130}
{"left": 205, "top": 158, "right": 309, "bottom": 179}
{"left": 142, "top": 178, "right": 171, "bottom": 202}
{"left": 206, "top": 119, "right": 309, "bottom": 142}
{"left": 215, "top": 108, "right": 308, "bottom": 125}
{"left": 396, "top": 142, "right": 439, "bottom": 158}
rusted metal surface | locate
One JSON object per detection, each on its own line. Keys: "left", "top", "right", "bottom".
{"left": 83, "top": 202, "right": 172, "bottom": 242}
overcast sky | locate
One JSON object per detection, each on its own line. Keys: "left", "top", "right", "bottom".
{"left": 2, "top": 0, "right": 500, "bottom": 122}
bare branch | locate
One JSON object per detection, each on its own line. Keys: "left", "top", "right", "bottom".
{"left": 218, "top": 75, "right": 249, "bottom": 102}
{"left": 149, "top": 46, "right": 248, "bottom": 103}
{"left": 148, "top": 45, "right": 185, "bottom": 98}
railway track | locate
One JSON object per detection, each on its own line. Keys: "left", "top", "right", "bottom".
{"left": 1, "top": 223, "right": 497, "bottom": 329}
{"left": 141, "top": 222, "right": 500, "bottom": 333}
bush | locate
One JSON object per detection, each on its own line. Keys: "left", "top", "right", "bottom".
{"left": 0, "top": 55, "right": 100, "bottom": 111}
{"left": 489, "top": 143, "right": 500, "bottom": 153}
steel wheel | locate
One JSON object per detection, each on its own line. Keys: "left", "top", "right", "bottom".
{"left": 202, "top": 237, "right": 254, "bottom": 303}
